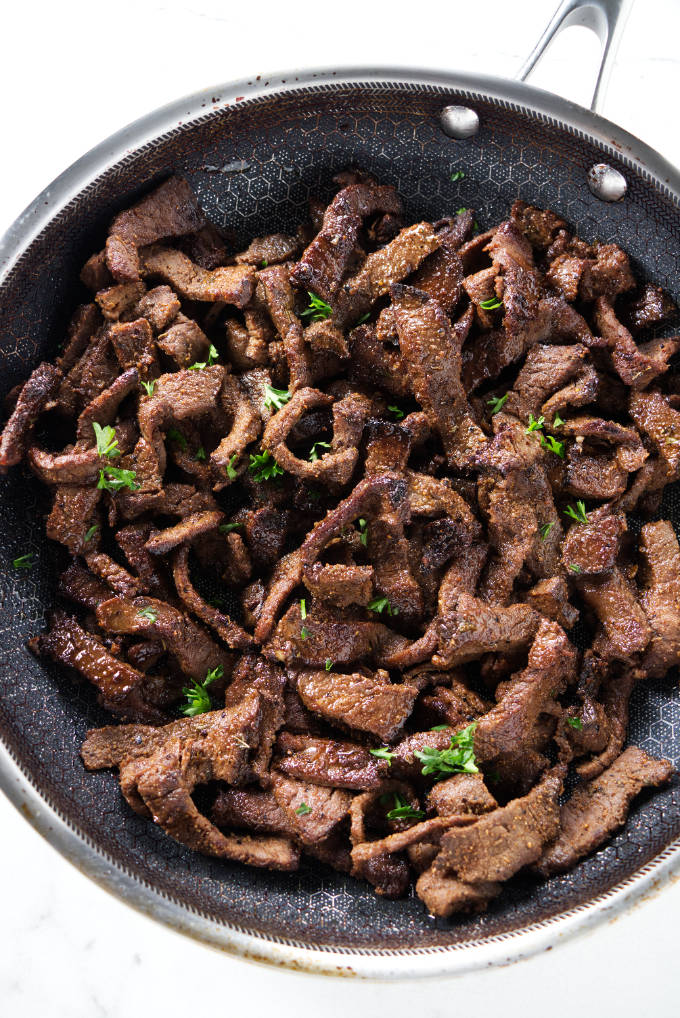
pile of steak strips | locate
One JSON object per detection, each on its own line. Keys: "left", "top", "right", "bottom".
{"left": 2, "top": 171, "right": 679, "bottom": 917}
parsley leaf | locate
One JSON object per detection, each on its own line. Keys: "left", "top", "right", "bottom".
{"left": 136, "top": 607, "right": 158, "bottom": 623}
{"left": 358, "top": 518, "right": 368, "bottom": 547}
{"left": 568, "top": 563, "right": 582, "bottom": 574}
{"left": 487, "top": 392, "right": 509, "bottom": 415}
{"left": 414, "top": 723, "right": 478, "bottom": 780}
{"left": 540, "top": 522, "right": 555, "bottom": 541}
{"left": 553, "top": 412, "right": 565, "bottom": 427}
{"left": 300, "top": 291, "right": 333, "bottom": 322}
{"left": 309, "top": 440, "right": 331, "bottom": 462}
{"left": 479, "top": 297, "right": 503, "bottom": 311}
{"left": 249, "top": 449, "right": 284, "bottom": 482}
{"left": 195, "top": 446, "right": 207, "bottom": 462}
{"left": 188, "top": 345, "right": 218, "bottom": 371}
{"left": 450, "top": 170, "right": 465, "bottom": 182}
{"left": 295, "top": 802, "right": 312, "bottom": 816}
{"left": 369, "top": 747, "right": 395, "bottom": 765}
{"left": 181, "top": 665, "right": 223, "bottom": 717}
{"left": 526, "top": 413, "right": 545, "bottom": 435}
{"left": 226, "top": 454, "right": 239, "bottom": 480}
{"left": 140, "top": 380, "right": 156, "bottom": 396}
{"left": 325, "top": 659, "right": 333, "bottom": 671}
{"left": 456, "top": 207, "right": 468, "bottom": 215}
{"left": 93, "top": 422, "right": 120, "bottom": 459}
{"left": 367, "top": 595, "right": 398, "bottom": 616}
{"left": 219, "top": 522, "right": 243, "bottom": 534}
{"left": 564, "top": 501, "right": 589, "bottom": 525}
{"left": 387, "top": 404, "right": 405, "bottom": 420}
{"left": 264, "top": 384, "right": 292, "bottom": 411}
{"left": 188, "top": 360, "right": 207, "bottom": 371}
{"left": 167, "top": 427, "right": 187, "bottom": 451}
{"left": 430, "top": 725, "right": 449, "bottom": 732}
{"left": 541, "top": 434, "right": 565, "bottom": 458}
{"left": 97, "top": 467, "right": 140, "bottom": 492}
{"left": 84, "top": 524, "right": 98, "bottom": 542}
{"left": 567, "top": 716, "right": 584, "bottom": 730}
{"left": 13, "top": 553, "right": 34, "bottom": 570}
{"left": 260, "top": 259, "right": 268, "bottom": 268}
{"left": 300, "top": 626, "right": 310, "bottom": 640}
{"left": 385, "top": 793, "right": 425, "bottom": 822}
{"left": 300, "top": 598, "right": 307, "bottom": 620}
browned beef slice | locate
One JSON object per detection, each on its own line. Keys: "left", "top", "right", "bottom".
{"left": 595, "top": 297, "right": 669, "bottom": 389}
{"left": 30, "top": 611, "right": 164, "bottom": 723}
{"left": 81, "top": 252, "right": 113, "bottom": 292}
{"left": 505, "top": 344, "right": 589, "bottom": 420}
{"left": 577, "top": 569, "right": 651, "bottom": 659}
{"left": 224, "top": 653, "right": 286, "bottom": 783}
{"left": 438, "top": 770, "right": 562, "bottom": 882}
{"left": 511, "top": 200, "right": 566, "bottom": 250}
{"left": 297, "top": 669, "right": 418, "bottom": 741}
{"left": 105, "top": 176, "right": 205, "bottom": 283}
{"left": 115, "top": 522, "right": 170, "bottom": 598}
{"left": 124, "top": 285, "right": 180, "bottom": 331}
{"left": 623, "top": 283, "right": 677, "bottom": 334}
{"left": 351, "top": 815, "right": 476, "bottom": 870}
{"left": 84, "top": 551, "right": 143, "bottom": 598}
{"left": 96, "top": 282, "right": 146, "bottom": 322}
{"left": 258, "top": 265, "right": 312, "bottom": 390}
{"left": 46, "top": 484, "right": 101, "bottom": 555}
{"left": 236, "top": 233, "right": 300, "bottom": 266}
{"left": 156, "top": 315, "right": 210, "bottom": 368}
{"left": 275, "top": 731, "right": 388, "bottom": 790}
{"left": 0, "top": 362, "right": 61, "bottom": 470}
{"left": 638, "top": 521, "right": 680, "bottom": 678}
{"left": 426, "top": 774, "right": 498, "bottom": 816}
{"left": 58, "top": 561, "right": 113, "bottom": 610}
{"left": 561, "top": 514, "right": 626, "bottom": 575}
{"left": 212, "top": 788, "right": 293, "bottom": 835}
{"left": 55, "top": 303, "right": 102, "bottom": 376}
{"left": 141, "top": 245, "right": 254, "bottom": 306}
{"left": 348, "top": 324, "right": 411, "bottom": 398}
{"left": 145, "top": 510, "right": 224, "bottom": 554}
{"left": 109, "top": 318, "right": 158, "bottom": 378}
{"left": 565, "top": 448, "right": 628, "bottom": 500}
{"left": 417, "top": 678, "right": 490, "bottom": 729}
{"left": 409, "top": 219, "right": 465, "bottom": 312}
{"left": 537, "top": 747, "right": 673, "bottom": 875}
{"left": 75, "top": 367, "right": 140, "bottom": 442}
{"left": 629, "top": 390, "right": 680, "bottom": 480}
{"left": 171, "top": 545, "right": 253, "bottom": 650}
{"left": 579, "top": 243, "right": 636, "bottom": 302}
{"left": 304, "top": 562, "right": 375, "bottom": 609}
{"left": 343, "top": 222, "right": 440, "bottom": 304}
{"left": 433, "top": 595, "right": 539, "bottom": 668}
{"left": 526, "top": 576, "right": 579, "bottom": 630}
{"left": 391, "top": 285, "right": 486, "bottom": 468}
{"left": 271, "top": 774, "right": 352, "bottom": 844}
{"left": 96, "top": 596, "right": 233, "bottom": 681}
{"left": 290, "top": 182, "right": 402, "bottom": 301}
{"left": 415, "top": 864, "right": 501, "bottom": 917}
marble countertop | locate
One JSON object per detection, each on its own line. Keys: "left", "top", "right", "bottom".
{"left": 2, "top": 1, "right": 679, "bottom": 1013}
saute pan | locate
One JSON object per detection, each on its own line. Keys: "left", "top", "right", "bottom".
{"left": 1, "top": 0, "right": 678, "bottom": 978}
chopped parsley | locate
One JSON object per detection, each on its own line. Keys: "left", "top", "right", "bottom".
{"left": 387, "top": 403, "right": 405, "bottom": 420}
{"left": 93, "top": 422, "right": 120, "bottom": 459}
{"left": 567, "top": 716, "right": 584, "bottom": 730}
{"left": 13, "top": 553, "right": 34, "bottom": 570}
{"left": 358, "top": 517, "right": 368, "bottom": 547}
{"left": 553, "top": 412, "right": 565, "bottom": 427}
{"left": 226, "top": 454, "right": 239, "bottom": 480}
{"left": 450, "top": 170, "right": 465, "bottom": 182}
{"left": 385, "top": 793, "right": 425, "bottom": 822}
{"left": 430, "top": 725, "right": 449, "bottom": 732}
{"left": 369, "top": 747, "right": 395, "bottom": 765}
{"left": 456, "top": 207, "right": 468, "bottom": 215}
{"left": 564, "top": 501, "right": 589, "bottom": 525}
{"left": 248, "top": 449, "right": 284, "bottom": 482}
{"left": 264, "top": 384, "right": 292, "bottom": 411}
{"left": 309, "top": 440, "right": 331, "bottom": 462}
{"left": 295, "top": 802, "right": 312, "bottom": 816}
{"left": 260, "top": 259, "right": 268, "bottom": 268}
{"left": 300, "top": 626, "right": 310, "bottom": 640}
{"left": 300, "top": 291, "right": 333, "bottom": 322}
{"left": 167, "top": 427, "right": 187, "bottom": 451}
{"left": 367, "top": 595, "right": 398, "bottom": 616}
{"left": 300, "top": 598, "right": 307, "bottom": 620}
{"left": 324, "top": 659, "right": 333, "bottom": 671}
{"left": 84, "top": 524, "right": 98, "bottom": 542}
{"left": 526, "top": 413, "right": 545, "bottom": 435}
{"left": 188, "top": 344, "right": 219, "bottom": 371}
{"left": 219, "top": 522, "right": 243, "bottom": 534}
{"left": 140, "top": 380, "right": 156, "bottom": 396}
{"left": 479, "top": 296, "right": 503, "bottom": 311}
{"left": 97, "top": 467, "right": 140, "bottom": 492}
{"left": 568, "top": 563, "right": 583, "bottom": 574}
{"left": 136, "top": 607, "right": 158, "bottom": 623}
{"left": 180, "top": 664, "right": 223, "bottom": 717}
{"left": 540, "top": 522, "right": 555, "bottom": 541}
{"left": 487, "top": 392, "right": 509, "bottom": 415}
{"left": 414, "top": 723, "right": 478, "bottom": 781}
{"left": 541, "top": 433, "right": 565, "bottom": 458}
{"left": 195, "top": 446, "right": 207, "bottom": 462}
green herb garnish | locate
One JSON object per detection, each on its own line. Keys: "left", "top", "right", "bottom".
{"left": 526, "top": 413, "right": 545, "bottom": 435}
{"left": 369, "top": 747, "right": 395, "bottom": 766}
{"left": 84, "top": 524, "right": 98, "bottom": 543}
{"left": 553, "top": 412, "right": 565, "bottom": 427}
{"left": 264, "top": 384, "right": 292, "bottom": 411}
{"left": 564, "top": 501, "right": 589, "bottom": 525}
{"left": 136, "top": 607, "right": 158, "bottom": 623}
{"left": 450, "top": 170, "right": 465, "bottom": 182}
{"left": 540, "top": 522, "right": 555, "bottom": 541}
{"left": 414, "top": 723, "right": 478, "bottom": 781}
{"left": 167, "top": 427, "right": 187, "bottom": 451}
{"left": 324, "top": 659, "right": 333, "bottom": 671}
{"left": 181, "top": 665, "right": 223, "bottom": 717}
{"left": 97, "top": 467, "right": 140, "bottom": 492}
{"left": 188, "top": 344, "right": 219, "bottom": 371}
{"left": 261, "top": 259, "right": 268, "bottom": 268}
{"left": 367, "top": 595, "right": 398, "bottom": 616}
{"left": 567, "top": 716, "right": 584, "bottom": 730}
{"left": 309, "top": 440, "right": 331, "bottom": 462}
{"left": 385, "top": 793, "right": 425, "bottom": 822}
{"left": 295, "top": 802, "right": 312, "bottom": 816}
{"left": 195, "top": 446, "right": 207, "bottom": 462}
{"left": 93, "top": 422, "right": 120, "bottom": 459}
{"left": 300, "top": 291, "right": 333, "bottom": 322}
{"left": 568, "top": 563, "right": 582, "bottom": 574}
{"left": 13, "top": 553, "right": 34, "bottom": 570}
{"left": 387, "top": 404, "right": 405, "bottom": 421}
{"left": 300, "top": 626, "right": 310, "bottom": 640}
{"left": 140, "top": 380, "right": 156, "bottom": 396}
{"left": 541, "top": 434, "right": 566, "bottom": 458}
{"left": 479, "top": 297, "right": 503, "bottom": 311}
{"left": 430, "top": 725, "right": 449, "bottom": 732}
{"left": 300, "top": 599, "right": 307, "bottom": 620}
{"left": 358, "top": 517, "right": 368, "bottom": 547}
{"left": 219, "top": 522, "right": 243, "bottom": 535}
{"left": 226, "top": 454, "right": 239, "bottom": 480}
{"left": 249, "top": 449, "right": 284, "bottom": 482}
{"left": 487, "top": 392, "right": 509, "bottom": 415}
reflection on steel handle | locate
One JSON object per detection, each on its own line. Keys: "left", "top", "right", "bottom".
{"left": 517, "top": 0, "right": 634, "bottom": 114}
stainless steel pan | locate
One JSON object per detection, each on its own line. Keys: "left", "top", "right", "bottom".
{"left": 1, "top": 0, "right": 678, "bottom": 978}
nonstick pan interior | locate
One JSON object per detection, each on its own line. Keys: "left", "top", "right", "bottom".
{"left": 0, "top": 75, "right": 678, "bottom": 963}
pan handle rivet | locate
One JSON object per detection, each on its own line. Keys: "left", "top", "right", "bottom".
{"left": 587, "top": 163, "right": 627, "bottom": 202}
{"left": 440, "top": 105, "right": 480, "bottom": 140}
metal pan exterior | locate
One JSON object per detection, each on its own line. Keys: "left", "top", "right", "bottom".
{"left": 0, "top": 68, "right": 678, "bottom": 978}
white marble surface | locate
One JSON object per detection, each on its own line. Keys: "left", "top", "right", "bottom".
{"left": 2, "top": 0, "right": 680, "bottom": 1013}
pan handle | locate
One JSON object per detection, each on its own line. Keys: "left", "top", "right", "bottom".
{"left": 517, "top": 0, "right": 634, "bottom": 115}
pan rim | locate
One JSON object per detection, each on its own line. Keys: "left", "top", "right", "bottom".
{"left": 1, "top": 65, "right": 679, "bottom": 979}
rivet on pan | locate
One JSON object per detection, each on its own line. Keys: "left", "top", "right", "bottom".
{"left": 440, "top": 106, "right": 480, "bottom": 140}
{"left": 587, "top": 163, "right": 627, "bottom": 202}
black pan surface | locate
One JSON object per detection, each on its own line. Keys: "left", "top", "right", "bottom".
{"left": 0, "top": 73, "right": 678, "bottom": 962}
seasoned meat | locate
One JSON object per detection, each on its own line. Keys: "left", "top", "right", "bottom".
{"left": 297, "top": 669, "right": 418, "bottom": 741}
{"left": 0, "top": 362, "right": 62, "bottom": 470}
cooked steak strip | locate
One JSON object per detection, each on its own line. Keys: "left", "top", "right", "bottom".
{"left": 172, "top": 545, "right": 253, "bottom": 650}
{"left": 0, "top": 362, "right": 62, "bottom": 470}
{"left": 141, "top": 245, "right": 255, "bottom": 306}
